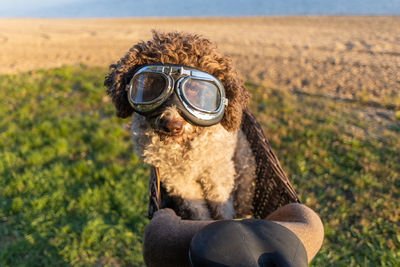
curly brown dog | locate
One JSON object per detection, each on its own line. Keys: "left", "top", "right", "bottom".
{"left": 104, "top": 30, "right": 257, "bottom": 220}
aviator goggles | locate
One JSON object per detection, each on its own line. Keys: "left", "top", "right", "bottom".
{"left": 127, "top": 65, "right": 228, "bottom": 126}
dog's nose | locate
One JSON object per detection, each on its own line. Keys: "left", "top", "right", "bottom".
{"left": 158, "top": 117, "right": 184, "bottom": 135}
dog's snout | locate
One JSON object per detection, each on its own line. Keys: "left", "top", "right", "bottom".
{"left": 158, "top": 117, "right": 184, "bottom": 135}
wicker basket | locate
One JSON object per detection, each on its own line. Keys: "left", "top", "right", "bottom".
{"left": 148, "top": 109, "right": 300, "bottom": 219}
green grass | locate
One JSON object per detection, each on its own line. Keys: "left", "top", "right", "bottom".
{"left": 0, "top": 65, "right": 148, "bottom": 266}
{"left": 1, "top": 66, "right": 399, "bottom": 266}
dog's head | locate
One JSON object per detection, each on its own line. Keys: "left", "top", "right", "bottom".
{"left": 104, "top": 31, "right": 249, "bottom": 144}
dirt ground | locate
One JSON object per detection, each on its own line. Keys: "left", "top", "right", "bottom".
{"left": 0, "top": 17, "right": 399, "bottom": 107}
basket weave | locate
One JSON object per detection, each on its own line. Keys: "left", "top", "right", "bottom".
{"left": 148, "top": 109, "right": 300, "bottom": 219}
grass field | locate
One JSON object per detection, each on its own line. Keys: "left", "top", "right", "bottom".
{"left": 0, "top": 65, "right": 399, "bottom": 266}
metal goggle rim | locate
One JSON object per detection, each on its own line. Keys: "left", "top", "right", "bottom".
{"left": 127, "top": 65, "right": 228, "bottom": 120}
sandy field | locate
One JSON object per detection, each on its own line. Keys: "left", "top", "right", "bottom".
{"left": 0, "top": 17, "right": 399, "bottom": 107}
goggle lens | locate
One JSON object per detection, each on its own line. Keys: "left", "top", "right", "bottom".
{"left": 130, "top": 73, "right": 167, "bottom": 103}
{"left": 183, "top": 79, "right": 221, "bottom": 112}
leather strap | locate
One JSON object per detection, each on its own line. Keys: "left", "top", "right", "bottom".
{"left": 148, "top": 166, "right": 161, "bottom": 219}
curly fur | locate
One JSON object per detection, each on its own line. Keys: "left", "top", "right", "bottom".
{"left": 104, "top": 30, "right": 249, "bottom": 132}
{"left": 105, "top": 31, "right": 256, "bottom": 220}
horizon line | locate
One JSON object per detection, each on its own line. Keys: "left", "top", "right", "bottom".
{"left": 1, "top": 14, "right": 400, "bottom": 19}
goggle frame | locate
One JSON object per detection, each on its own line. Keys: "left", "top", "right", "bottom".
{"left": 127, "top": 65, "right": 228, "bottom": 124}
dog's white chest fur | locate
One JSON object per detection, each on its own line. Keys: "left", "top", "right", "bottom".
{"left": 131, "top": 114, "right": 238, "bottom": 220}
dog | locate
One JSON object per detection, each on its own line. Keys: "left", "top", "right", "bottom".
{"left": 105, "top": 31, "right": 257, "bottom": 220}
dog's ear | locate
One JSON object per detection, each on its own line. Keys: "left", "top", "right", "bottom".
{"left": 220, "top": 76, "right": 250, "bottom": 132}
{"left": 104, "top": 31, "right": 163, "bottom": 118}
{"left": 104, "top": 60, "right": 143, "bottom": 118}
